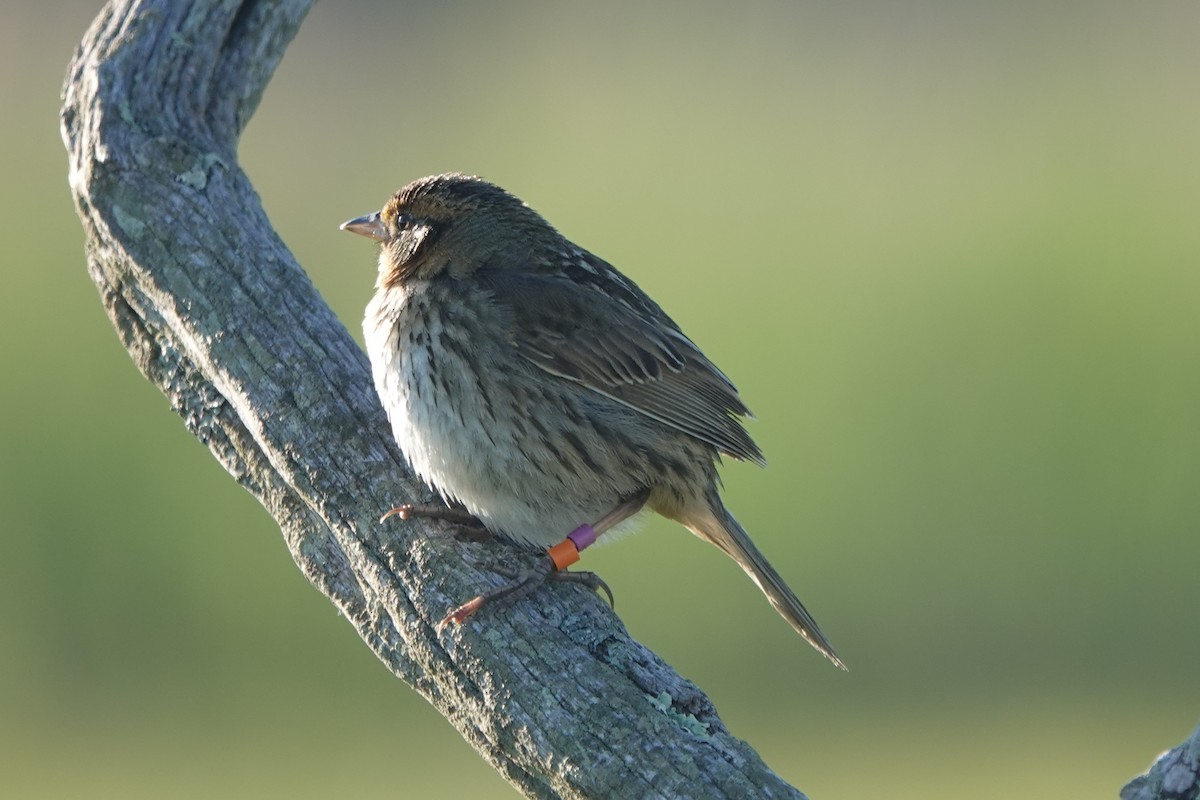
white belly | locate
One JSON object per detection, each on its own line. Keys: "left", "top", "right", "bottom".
{"left": 364, "top": 287, "right": 621, "bottom": 547}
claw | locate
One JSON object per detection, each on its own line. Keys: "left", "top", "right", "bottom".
{"left": 552, "top": 570, "right": 614, "bottom": 609}
{"left": 379, "top": 505, "right": 412, "bottom": 524}
{"left": 438, "top": 595, "right": 488, "bottom": 629}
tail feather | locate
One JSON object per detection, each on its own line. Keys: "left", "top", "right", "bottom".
{"left": 691, "top": 505, "right": 845, "bottom": 670}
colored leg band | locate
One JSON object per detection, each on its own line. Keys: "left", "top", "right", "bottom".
{"left": 547, "top": 524, "right": 597, "bottom": 571}
{"left": 567, "top": 524, "right": 598, "bottom": 551}
{"left": 547, "top": 539, "right": 580, "bottom": 570}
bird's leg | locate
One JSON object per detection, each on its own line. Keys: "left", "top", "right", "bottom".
{"left": 381, "top": 504, "right": 491, "bottom": 542}
{"left": 438, "top": 489, "right": 650, "bottom": 628}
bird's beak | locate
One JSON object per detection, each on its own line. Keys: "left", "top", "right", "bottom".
{"left": 340, "top": 211, "right": 389, "bottom": 242}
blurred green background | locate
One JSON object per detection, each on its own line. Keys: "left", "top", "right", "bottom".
{"left": 3, "top": 1, "right": 1198, "bottom": 797}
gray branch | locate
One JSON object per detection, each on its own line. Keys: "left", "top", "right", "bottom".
{"left": 60, "top": 2, "right": 805, "bottom": 797}
{"left": 1123, "top": 722, "right": 1200, "bottom": 800}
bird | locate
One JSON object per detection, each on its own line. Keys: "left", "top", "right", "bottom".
{"left": 342, "top": 173, "right": 844, "bottom": 668}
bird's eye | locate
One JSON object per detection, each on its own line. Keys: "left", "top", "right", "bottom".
{"left": 394, "top": 212, "right": 412, "bottom": 231}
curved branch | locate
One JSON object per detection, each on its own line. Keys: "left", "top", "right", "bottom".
{"left": 61, "top": 2, "right": 806, "bottom": 797}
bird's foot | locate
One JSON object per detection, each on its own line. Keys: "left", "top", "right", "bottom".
{"left": 437, "top": 558, "right": 614, "bottom": 629}
{"left": 437, "top": 556, "right": 552, "bottom": 629}
{"left": 380, "top": 503, "right": 492, "bottom": 542}
{"left": 434, "top": 490, "right": 648, "bottom": 629}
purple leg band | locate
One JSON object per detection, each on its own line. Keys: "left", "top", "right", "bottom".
{"left": 566, "top": 524, "right": 597, "bottom": 552}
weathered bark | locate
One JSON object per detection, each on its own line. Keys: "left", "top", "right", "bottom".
{"left": 1122, "top": 722, "right": 1200, "bottom": 800}
{"left": 60, "top": 2, "right": 805, "bottom": 797}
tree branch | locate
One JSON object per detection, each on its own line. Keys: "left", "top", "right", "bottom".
{"left": 60, "top": 2, "right": 806, "bottom": 797}
{"left": 1122, "top": 721, "right": 1200, "bottom": 800}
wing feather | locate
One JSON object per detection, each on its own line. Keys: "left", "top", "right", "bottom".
{"left": 480, "top": 268, "right": 765, "bottom": 465}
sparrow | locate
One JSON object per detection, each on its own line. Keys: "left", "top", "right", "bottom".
{"left": 343, "top": 173, "right": 843, "bottom": 668}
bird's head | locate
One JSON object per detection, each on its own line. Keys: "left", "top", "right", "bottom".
{"left": 341, "top": 173, "right": 559, "bottom": 287}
